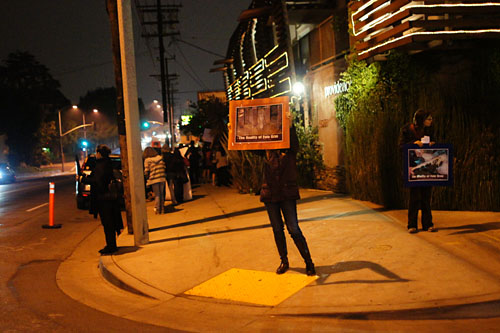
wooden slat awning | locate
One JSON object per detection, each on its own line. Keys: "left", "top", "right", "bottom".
{"left": 349, "top": 0, "right": 500, "bottom": 60}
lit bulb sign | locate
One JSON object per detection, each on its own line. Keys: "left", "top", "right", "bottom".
{"left": 227, "top": 45, "right": 292, "bottom": 101}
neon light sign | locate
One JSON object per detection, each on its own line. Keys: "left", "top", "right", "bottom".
{"left": 227, "top": 45, "right": 292, "bottom": 100}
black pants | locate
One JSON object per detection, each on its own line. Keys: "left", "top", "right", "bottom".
{"left": 97, "top": 200, "right": 122, "bottom": 249}
{"left": 173, "top": 178, "right": 184, "bottom": 203}
{"left": 264, "top": 200, "right": 313, "bottom": 264}
{"left": 408, "top": 187, "right": 433, "bottom": 230}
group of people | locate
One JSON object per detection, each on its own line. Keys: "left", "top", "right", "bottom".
{"left": 84, "top": 109, "right": 436, "bottom": 277}
{"left": 143, "top": 144, "right": 191, "bottom": 214}
{"left": 185, "top": 140, "right": 231, "bottom": 187}
{"left": 143, "top": 141, "right": 232, "bottom": 214}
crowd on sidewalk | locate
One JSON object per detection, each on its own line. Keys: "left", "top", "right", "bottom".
{"left": 143, "top": 140, "right": 231, "bottom": 215}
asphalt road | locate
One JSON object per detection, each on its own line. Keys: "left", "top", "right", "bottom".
{"left": 0, "top": 175, "right": 170, "bottom": 332}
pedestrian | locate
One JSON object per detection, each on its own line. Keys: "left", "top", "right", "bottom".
{"left": 201, "top": 142, "right": 213, "bottom": 184}
{"left": 186, "top": 140, "right": 201, "bottom": 185}
{"left": 161, "top": 144, "right": 177, "bottom": 205}
{"left": 143, "top": 146, "right": 167, "bottom": 214}
{"left": 172, "top": 147, "right": 187, "bottom": 203}
{"left": 399, "top": 109, "right": 437, "bottom": 233}
{"left": 259, "top": 126, "right": 316, "bottom": 276}
{"left": 215, "top": 146, "right": 230, "bottom": 186}
{"left": 82, "top": 144, "right": 123, "bottom": 255}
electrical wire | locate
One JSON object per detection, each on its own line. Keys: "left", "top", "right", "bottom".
{"left": 175, "top": 38, "right": 225, "bottom": 58}
{"left": 174, "top": 42, "right": 208, "bottom": 90}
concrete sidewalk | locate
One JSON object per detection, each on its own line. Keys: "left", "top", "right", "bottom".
{"left": 58, "top": 184, "right": 500, "bottom": 331}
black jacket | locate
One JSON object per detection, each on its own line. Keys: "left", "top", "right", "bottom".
{"left": 82, "top": 157, "right": 113, "bottom": 217}
{"left": 260, "top": 126, "right": 300, "bottom": 203}
{"left": 399, "top": 123, "right": 434, "bottom": 148}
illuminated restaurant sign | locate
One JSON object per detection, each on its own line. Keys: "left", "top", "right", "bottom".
{"left": 227, "top": 45, "right": 292, "bottom": 100}
{"left": 325, "top": 80, "right": 350, "bottom": 97}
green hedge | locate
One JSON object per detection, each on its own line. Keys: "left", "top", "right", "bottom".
{"left": 335, "top": 47, "right": 500, "bottom": 211}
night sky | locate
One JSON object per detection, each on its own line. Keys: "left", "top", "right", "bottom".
{"left": 0, "top": 0, "right": 249, "bottom": 117}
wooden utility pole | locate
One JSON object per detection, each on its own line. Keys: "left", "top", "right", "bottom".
{"left": 135, "top": 1, "right": 181, "bottom": 147}
{"left": 117, "top": 0, "right": 149, "bottom": 245}
{"left": 106, "top": 0, "right": 133, "bottom": 233}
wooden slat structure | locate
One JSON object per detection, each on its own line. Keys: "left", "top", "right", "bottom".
{"left": 349, "top": 0, "right": 500, "bottom": 60}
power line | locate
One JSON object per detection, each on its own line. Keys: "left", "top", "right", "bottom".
{"left": 174, "top": 42, "right": 208, "bottom": 90}
{"left": 175, "top": 38, "right": 225, "bottom": 58}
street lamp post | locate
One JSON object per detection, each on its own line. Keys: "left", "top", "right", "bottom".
{"left": 57, "top": 105, "right": 97, "bottom": 172}
{"left": 58, "top": 110, "right": 65, "bottom": 172}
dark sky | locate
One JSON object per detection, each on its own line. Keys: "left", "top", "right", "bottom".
{"left": 0, "top": 1, "right": 249, "bottom": 117}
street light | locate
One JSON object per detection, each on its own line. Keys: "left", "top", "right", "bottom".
{"left": 73, "top": 106, "right": 99, "bottom": 157}
{"left": 57, "top": 105, "right": 98, "bottom": 172}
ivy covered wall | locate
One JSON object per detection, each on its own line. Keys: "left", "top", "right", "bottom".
{"left": 335, "top": 45, "right": 500, "bottom": 211}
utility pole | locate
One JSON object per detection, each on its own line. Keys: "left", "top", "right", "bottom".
{"left": 156, "top": 0, "right": 168, "bottom": 139}
{"left": 117, "top": 0, "right": 149, "bottom": 245}
{"left": 136, "top": 0, "right": 181, "bottom": 147}
{"left": 106, "top": 0, "right": 134, "bottom": 234}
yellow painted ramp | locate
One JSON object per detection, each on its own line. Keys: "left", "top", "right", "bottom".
{"left": 184, "top": 268, "right": 318, "bottom": 306}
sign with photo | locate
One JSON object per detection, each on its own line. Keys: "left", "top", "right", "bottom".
{"left": 403, "top": 144, "right": 453, "bottom": 187}
{"left": 228, "top": 97, "right": 290, "bottom": 150}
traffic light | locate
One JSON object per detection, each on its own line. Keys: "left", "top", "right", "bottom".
{"left": 142, "top": 121, "right": 150, "bottom": 130}
{"left": 81, "top": 139, "right": 89, "bottom": 151}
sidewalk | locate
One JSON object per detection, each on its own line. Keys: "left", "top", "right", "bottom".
{"left": 58, "top": 184, "right": 500, "bottom": 331}
{"left": 15, "top": 163, "right": 75, "bottom": 181}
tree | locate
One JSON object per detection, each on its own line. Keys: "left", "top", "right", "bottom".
{"left": 180, "top": 97, "right": 228, "bottom": 143}
{"left": 0, "top": 51, "right": 68, "bottom": 166}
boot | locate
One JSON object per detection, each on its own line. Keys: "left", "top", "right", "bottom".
{"left": 276, "top": 259, "right": 289, "bottom": 274}
{"left": 305, "top": 261, "right": 316, "bottom": 276}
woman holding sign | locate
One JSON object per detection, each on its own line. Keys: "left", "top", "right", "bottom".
{"left": 260, "top": 126, "right": 316, "bottom": 276}
{"left": 399, "top": 109, "right": 437, "bottom": 234}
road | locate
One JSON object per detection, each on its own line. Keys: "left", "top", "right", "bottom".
{"left": 0, "top": 175, "right": 168, "bottom": 332}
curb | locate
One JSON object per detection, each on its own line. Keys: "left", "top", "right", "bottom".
{"left": 99, "top": 255, "right": 172, "bottom": 301}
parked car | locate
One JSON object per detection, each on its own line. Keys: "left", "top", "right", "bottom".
{"left": 0, "top": 163, "right": 16, "bottom": 184}
{"left": 75, "top": 154, "right": 123, "bottom": 210}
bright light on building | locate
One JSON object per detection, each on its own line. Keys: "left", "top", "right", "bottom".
{"left": 293, "top": 82, "right": 305, "bottom": 95}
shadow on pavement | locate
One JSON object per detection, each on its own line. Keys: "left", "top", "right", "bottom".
{"left": 149, "top": 193, "right": 354, "bottom": 233}
{"left": 114, "top": 246, "right": 141, "bottom": 255}
{"left": 148, "top": 223, "right": 271, "bottom": 244}
{"left": 439, "top": 221, "right": 500, "bottom": 235}
{"left": 310, "top": 261, "right": 409, "bottom": 285}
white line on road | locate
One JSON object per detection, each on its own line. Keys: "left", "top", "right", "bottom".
{"left": 26, "top": 202, "right": 48, "bottom": 212}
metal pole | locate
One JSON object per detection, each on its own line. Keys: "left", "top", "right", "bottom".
{"left": 83, "top": 112, "right": 87, "bottom": 158}
{"left": 157, "top": 0, "right": 168, "bottom": 130}
{"left": 117, "top": 0, "right": 149, "bottom": 245}
{"left": 58, "top": 110, "right": 65, "bottom": 172}
{"left": 83, "top": 112, "right": 86, "bottom": 139}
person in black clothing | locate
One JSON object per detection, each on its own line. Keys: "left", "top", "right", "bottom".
{"left": 162, "top": 144, "right": 178, "bottom": 205}
{"left": 186, "top": 140, "right": 201, "bottom": 185}
{"left": 399, "top": 109, "right": 437, "bottom": 234}
{"left": 172, "top": 147, "right": 187, "bottom": 203}
{"left": 259, "top": 126, "right": 316, "bottom": 276}
{"left": 82, "top": 144, "right": 123, "bottom": 254}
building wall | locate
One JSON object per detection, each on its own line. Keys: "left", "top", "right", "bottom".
{"left": 306, "top": 62, "right": 343, "bottom": 167}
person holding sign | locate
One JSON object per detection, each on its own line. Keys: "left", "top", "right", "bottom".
{"left": 399, "top": 109, "right": 437, "bottom": 234}
{"left": 260, "top": 125, "right": 316, "bottom": 276}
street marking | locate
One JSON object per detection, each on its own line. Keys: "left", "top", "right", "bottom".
{"left": 185, "top": 268, "right": 317, "bottom": 306}
{"left": 26, "top": 203, "right": 48, "bottom": 212}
